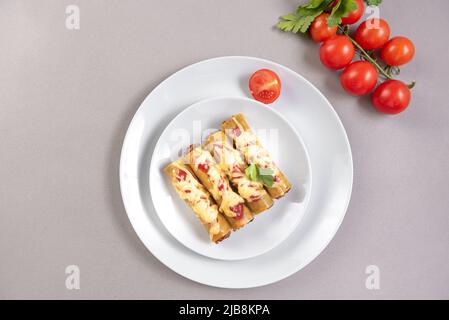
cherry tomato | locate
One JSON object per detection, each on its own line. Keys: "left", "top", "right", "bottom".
{"left": 332, "top": 0, "right": 364, "bottom": 25}
{"left": 381, "top": 36, "right": 415, "bottom": 66}
{"left": 355, "top": 19, "right": 390, "bottom": 50}
{"left": 249, "top": 69, "right": 281, "bottom": 104}
{"left": 320, "top": 35, "right": 355, "bottom": 70}
{"left": 371, "top": 80, "right": 411, "bottom": 114}
{"left": 340, "top": 61, "right": 378, "bottom": 96}
{"left": 310, "top": 13, "right": 337, "bottom": 43}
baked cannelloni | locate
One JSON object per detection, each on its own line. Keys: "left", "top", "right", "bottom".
{"left": 163, "top": 160, "right": 231, "bottom": 243}
{"left": 204, "top": 131, "right": 274, "bottom": 214}
{"left": 184, "top": 146, "right": 254, "bottom": 230}
{"left": 222, "top": 113, "right": 292, "bottom": 199}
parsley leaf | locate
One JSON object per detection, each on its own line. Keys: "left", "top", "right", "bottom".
{"left": 303, "top": 0, "right": 327, "bottom": 9}
{"left": 327, "top": 0, "right": 358, "bottom": 27}
{"left": 277, "top": 12, "right": 317, "bottom": 33}
{"left": 276, "top": 0, "right": 372, "bottom": 33}
{"left": 365, "top": 0, "right": 382, "bottom": 6}
{"left": 297, "top": 0, "right": 332, "bottom": 16}
{"left": 245, "top": 165, "right": 275, "bottom": 187}
{"left": 277, "top": 0, "right": 333, "bottom": 34}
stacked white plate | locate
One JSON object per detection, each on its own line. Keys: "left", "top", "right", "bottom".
{"left": 119, "top": 56, "right": 353, "bottom": 288}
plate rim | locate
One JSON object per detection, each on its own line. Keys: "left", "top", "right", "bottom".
{"left": 148, "top": 95, "right": 313, "bottom": 261}
{"left": 119, "top": 55, "right": 353, "bottom": 288}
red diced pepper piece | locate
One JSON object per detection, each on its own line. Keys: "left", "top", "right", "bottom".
{"left": 176, "top": 169, "right": 187, "bottom": 181}
{"left": 198, "top": 163, "right": 210, "bottom": 173}
{"left": 233, "top": 127, "right": 242, "bottom": 137}
{"left": 230, "top": 203, "right": 244, "bottom": 220}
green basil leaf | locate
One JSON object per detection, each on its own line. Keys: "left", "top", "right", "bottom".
{"left": 245, "top": 164, "right": 259, "bottom": 181}
{"left": 259, "top": 168, "right": 274, "bottom": 176}
{"left": 261, "top": 174, "right": 274, "bottom": 188}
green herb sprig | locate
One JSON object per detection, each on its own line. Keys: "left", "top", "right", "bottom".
{"left": 245, "top": 164, "right": 275, "bottom": 187}
{"left": 277, "top": 0, "right": 381, "bottom": 34}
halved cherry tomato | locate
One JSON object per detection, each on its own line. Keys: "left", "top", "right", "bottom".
{"left": 381, "top": 36, "right": 415, "bottom": 66}
{"left": 230, "top": 203, "right": 244, "bottom": 219}
{"left": 340, "top": 61, "right": 378, "bottom": 96}
{"left": 332, "top": 0, "right": 364, "bottom": 25}
{"left": 371, "top": 80, "right": 411, "bottom": 114}
{"left": 310, "top": 13, "right": 337, "bottom": 43}
{"left": 320, "top": 35, "right": 355, "bottom": 70}
{"left": 249, "top": 69, "right": 281, "bottom": 104}
{"left": 355, "top": 19, "right": 390, "bottom": 50}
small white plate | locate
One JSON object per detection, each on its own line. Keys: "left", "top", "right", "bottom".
{"left": 150, "top": 97, "right": 312, "bottom": 261}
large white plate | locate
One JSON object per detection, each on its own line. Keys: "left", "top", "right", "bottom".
{"left": 150, "top": 96, "right": 312, "bottom": 261}
{"left": 119, "top": 56, "right": 353, "bottom": 288}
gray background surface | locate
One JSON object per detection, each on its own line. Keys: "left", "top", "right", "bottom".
{"left": 1, "top": 0, "right": 448, "bottom": 299}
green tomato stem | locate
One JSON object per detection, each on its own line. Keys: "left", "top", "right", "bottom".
{"left": 338, "top": 26, "right": 393, "bottom": 80}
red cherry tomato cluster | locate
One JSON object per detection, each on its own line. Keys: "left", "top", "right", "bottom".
{"left": 309, "top": 2, "right": 416, "bottom": 114}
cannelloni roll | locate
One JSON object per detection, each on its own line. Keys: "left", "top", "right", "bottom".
{"left": 204, "top": 131, "right": 273, "bottom": 214}
{"left": 184, "top": 146, "right": 254, "bottom": 230}
{"left": 221, "top": 113, "right": 292, "bottom": 199}
{"left": 163, "top": 160, "right": 231, "bottom": 243}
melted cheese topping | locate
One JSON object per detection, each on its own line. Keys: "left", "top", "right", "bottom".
{"left": 193, "top": 151, "right": 225, "bottom": 200}
{"left": 193, "top": 148, "right": 244, "bottom": 217}
{"left": 220, "top": 189, "right": 244, "bottom": 214}
{"left": 170, "top": 166, "right": 220, "bottom": 237}
{"left": 234, "top": 130, "right": 281, "bottom": 180}
{"left": 213, "top": 143, "right": 265, "bottom": 202}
